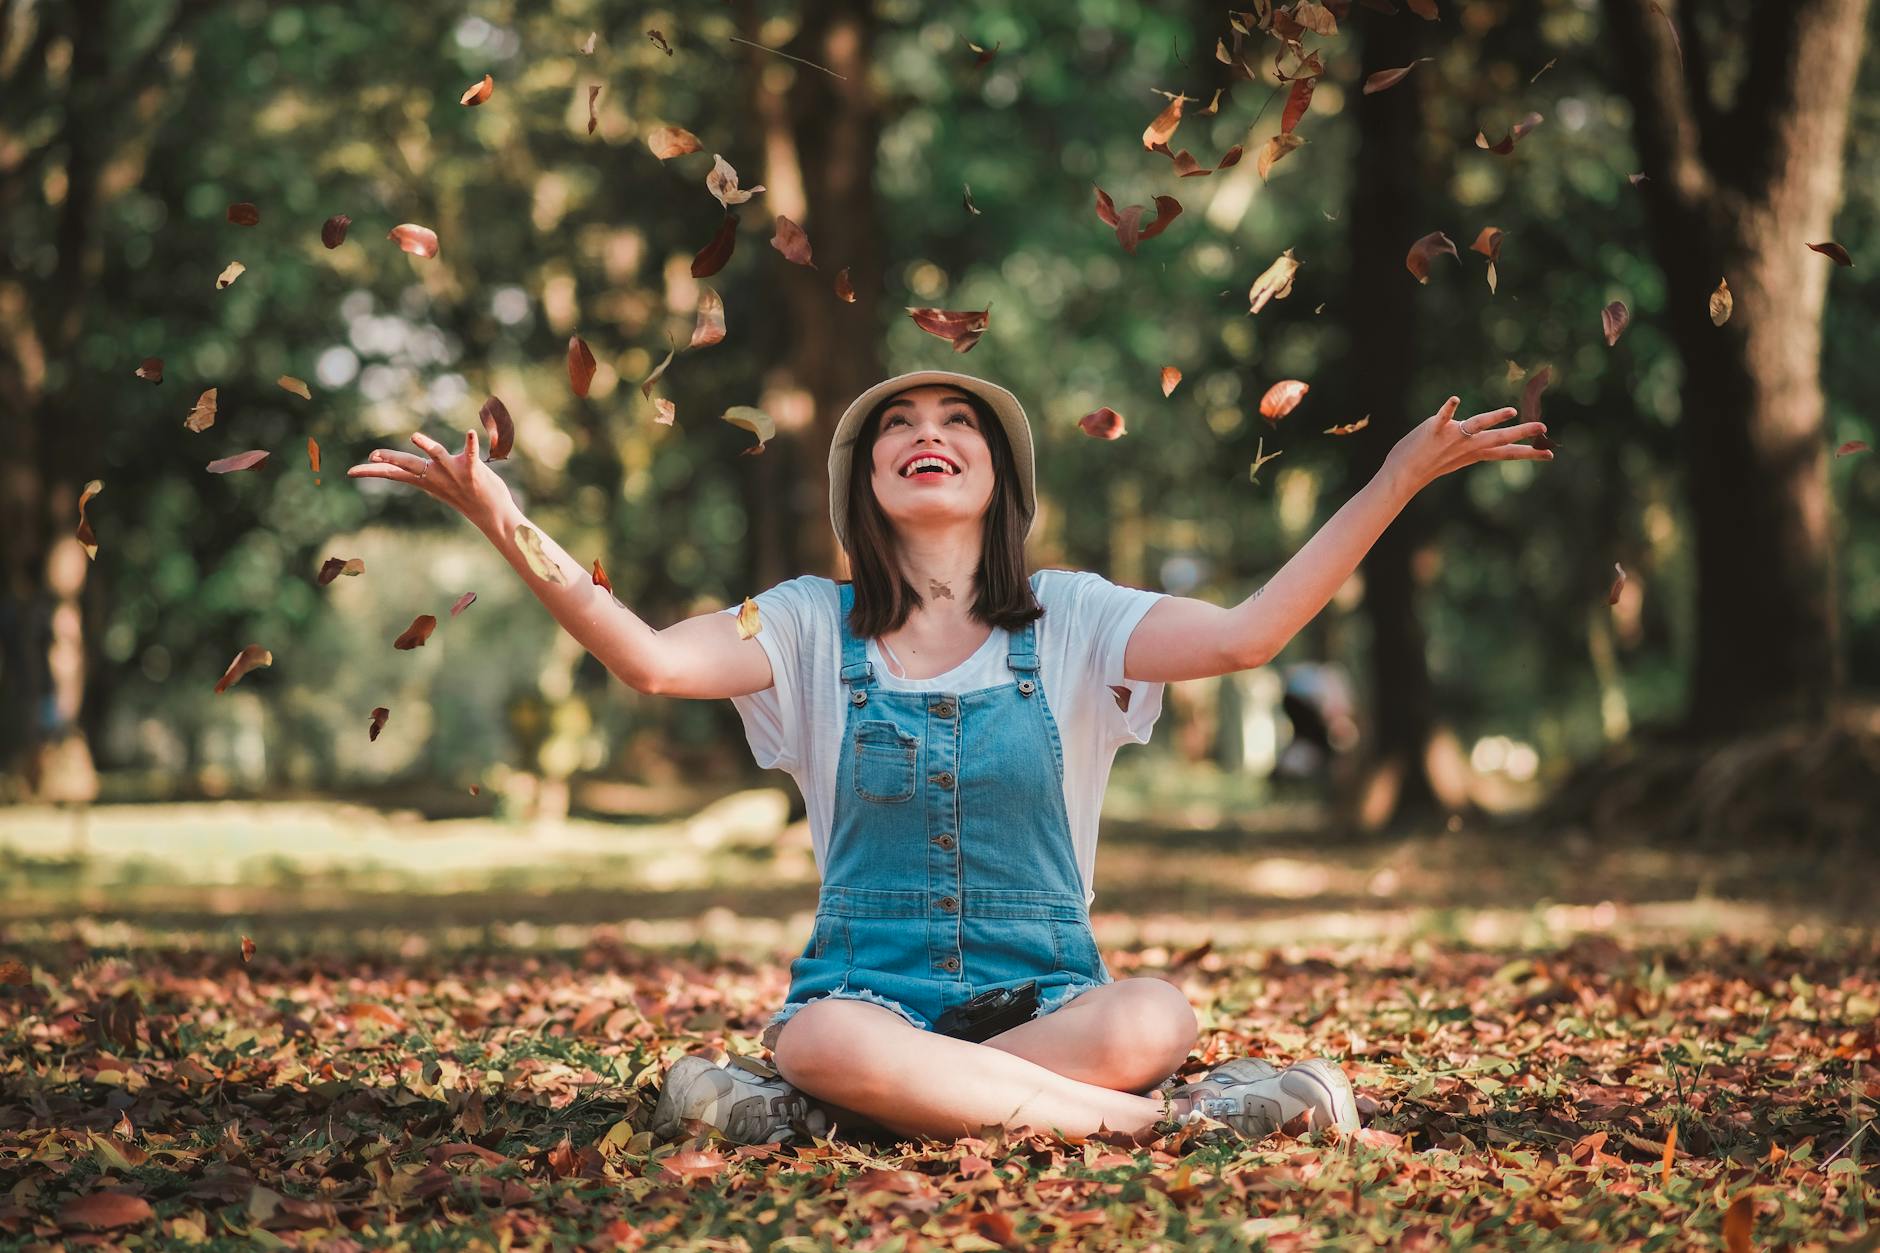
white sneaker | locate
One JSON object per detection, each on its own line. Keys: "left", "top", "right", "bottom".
{"left": 1164, "top": 1057, "right": 1360, "bottom": 1140}
{"left": 650, "top": 1053, "right": 833, "bottom": 1145}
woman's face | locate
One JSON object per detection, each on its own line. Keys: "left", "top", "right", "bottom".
{"left": 868, "top": 385, "right": 996, "bottom": 540}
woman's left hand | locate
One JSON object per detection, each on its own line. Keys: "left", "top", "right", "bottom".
{"left": 1382, "top": 395, "right": 1554, "bottom": 494}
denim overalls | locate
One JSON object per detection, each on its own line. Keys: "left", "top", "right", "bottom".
{"left": 760, "top": 572, "right": 1112, "bottom": 1052}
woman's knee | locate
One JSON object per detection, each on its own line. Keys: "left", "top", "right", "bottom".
{"left": 769, "top": 997, "right": 918, "bottom": 1092}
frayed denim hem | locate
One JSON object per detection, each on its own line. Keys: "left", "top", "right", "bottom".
{"left": 760, "top": 987, "right": 931, "bottom": 1053}
{"left": 1033, "top": 978, "right": 1106, "bottom": 1020}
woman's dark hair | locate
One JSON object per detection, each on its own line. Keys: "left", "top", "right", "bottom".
{"left": 841, "top": 386, "right": 1043, "bottom": 639}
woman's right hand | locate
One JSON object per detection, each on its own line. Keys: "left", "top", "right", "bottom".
{"left": 346, "top": 428, "right": 517, "bottom": 533}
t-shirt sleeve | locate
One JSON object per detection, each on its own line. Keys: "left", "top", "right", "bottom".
{"left": 1070, "top": 570, "right": 1170, "bottom": 747}
{"left": 718, "top": 577, "right": 822, "bottom": 773}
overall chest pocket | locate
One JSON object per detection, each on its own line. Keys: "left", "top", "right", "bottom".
{"left": 850, "top": 719, "right": 918, "bottom": 803}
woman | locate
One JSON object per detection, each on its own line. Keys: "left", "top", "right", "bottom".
{"left": 350, "top": 369, "right": 1551, "bottom": 1148}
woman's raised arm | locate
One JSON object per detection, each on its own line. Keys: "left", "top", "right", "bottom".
{"left": 347, "top": 427, "right": 776, "bottom": 700}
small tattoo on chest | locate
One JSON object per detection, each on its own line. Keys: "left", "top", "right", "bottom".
{"left": 928, "top": 579, "right": 954, "bottom": 601}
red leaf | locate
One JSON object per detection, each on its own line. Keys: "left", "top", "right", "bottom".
{"left": 1282, "top": 76, "right": 1316, "bottom": 134}
{"left": 226, "top": 202, "right": 260, "bottom": 226}
{"left": 1405, "top": 230, "right": 1458, "bottom": 284}
{"left": 450, "top": 592, "right": 477, "bottom": 616}
{"left": 134, "top": 356, "right": 163, "bottom": 383}
{"left": 1093, "top": 186, "right": 1182, "bottom": 254}
{"left": 691, "top": 212, "right": 739, "bottom": 278}
{"left": 321, "top": 214, "right": 351, "bottom": 249}
{"left": 587, "top": 85, "right": 601, "bottom": 135}
{"left": 1160, "top": 366, "right": 1182, "bottom": 396}
{"left": 907, "top": 306, "right": 990, "bottom": 353}
{"left": 591, "top": 558, "right": 614, "bottom": 592}
{"left": 1835, "top": 440, "right": 1871, "bottom": 457}
{"left": 1475, "top": 111, "right": 1544, "bottom": 155}
{"left": 317, "top": 557, "right": 364, "bottom": 585}
{"left": 206, "top": 450, "right": 270, "bottom": 474}
{"left": 770, "top": 215, "right": 816, "bottom": 268}
{"left": 240, "top": 935, "right": 256, "bottom": 962}
{"left": 1363, "top": 58, "right": 1431, "bottom": 94}
{"left": 388, "top": 223, "right": 439, "bottom": 258}
{"left": 460, "top": 73, "right": 493, "bottom": 106}
{"left": 368, "top": 706, "right": 390, "bottom": 741}
{"left": 1078, "top": 407, "right": 1127, "bottom": 439}
{"left": 1142, "top": 93, "right": 1188, "bottom": 149}
{"left": 393, "top": 615, "right": 438, "bottom": 650}
{"left": 834, "top": 267, "right": 856, "bottom": 303}
{"left": 568, "top": 336, "right": 598, "bottom": 397}
{"left": 1260, "top": 379, "right": 1310, "bottom": 422}
{"left": 214, "top": 644, "right": 272, "bottom": 693}
{"left": 479, "top": 396, "right": 514, "bottom": 460}
{"left": 1520, "top": 365, "right": 1554, "bottom": 424}
{"left": 1602, "top": 300, "right": 1631, "bottom": 347}
{"left": 1808, "top": 240, "right": 1854, "bottom": 267}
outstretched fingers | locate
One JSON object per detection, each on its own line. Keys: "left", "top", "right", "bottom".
{"left": 1435, "top": 395, "right": 1461, "bottom": 423}
{"left": 411, "top": 431, "right": 452, "bottom": 462}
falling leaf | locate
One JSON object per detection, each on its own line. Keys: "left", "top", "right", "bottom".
{"left": 579, "top": 31, "right": 597, "bottom": 54}
{"left": 206, "top": 450, "right": 269, "bottom": 474}
{"left": 568, "top": 335, "right": 598, "bottom": 397}
{"left": 1807, "top": 241, "right": 1853, "bottom": 267}
{"left": 735, "top": 596, "right": 762, "bottom": 640}
{"left": 1628, "top": 171, "right": 1650, "bottom": 186}
{"left": 460, "top": 73, "right": 493, "bottom": 106}
{"left": 515, "top": 524, "right": 566, "bottom": 584}
{"left": 1078, "top": 407, "right": 1127, "bottom": 439}
{"left": 1470, "top": 227, "right": 1505, "bottom": 293}
{"left": 468, "top": 782, "right": 482, "bottom": 795}
{"left": 1363, "top": 58, "right": 1432, "bottom": 94}
{"left": 240, "top": 935, "right": 256, "bottom": 962}
{"left": 591, "top": 558, "right": 614, "bottom": 592}
{"left": 185, "top": 388, "right": 217, "bottom": 432}
{"left": 1248, "top": 248, "right": 1301, "bottom": 313}
{"left": 1256, "top": 132, "right": 1306, "bottom": 179}
{"left": 1161, "top": 367, "right": 1182, "bottom": 397}
{"left": 1293, "top": 0, "right": 1339, "bottom": 34}
{"left": 1520, "top": 365, "right": 1553, "bottom": 423}
{"left": 770, "top": 215, "right": 816, "bottom": 268}
{"left": 1092, "top": 186, "right": 1182, "bottom": 254}
{"left": 1325, "top": 415, "right": 1371, "bottom": 435}
{"left": 367, "top": 707, "right": 390, "bottom": 741}
{"left": 76, "top": 480, "right": 102, "bottom": 559}
{"left": 968, "top": 38, "right": 999, "bottom": 67}
{"left": 689, "top": 287, "right": 726, "bottom": 349}
{"left": 134, "top": 357, "right": 163, "bottom": 383}
{"left": 1608, "top": 562, "right": 1626, "bottom": 606}
{"left": 648, "top": 126, "right": 702, "bottom": 160}
{"left": 1109, "top": 685, "right": 1132, "bottom": 712}
{"left": 1531, "top": 57, "right": 1558, "bottom": 82}
{"left": 393, "top": 615, "right": 437, "bottom": 650}
{"left": 1709, "top": 277, "right": 1733, "bottom": 326}
{"left": 214, "top": 644, "right": 272, "bottom": 693}
{"left": 707, "top": 155, "right": 766, "bottom": 209}
{"left": 225, "top": 203, "right": 261, "bottom": 230}
{"left": 321, "top": 214, "right": 351, "bottom": 248}
{"left": 216, "top": 261, "right": 246, "bottom": 289}
{"left": 1602, "top": 300, "right": 1631, "bottom": 347}
{"left": 1260, "top": 380, "right": 1310, "bottom": 422}
{"left": 647, "top": 29, "right": 674, "bottom": 55}
{"left": 480, "top": 396, "right": 514, "bottom": 460}
{"left": 450, "top": 592, "right": 477, "bottom": 616}
{"left": 57, "top": 1193, "right": 154, "bottom": 1231}
{"left": 653, "top": 398, "right": 677, "bottom": 425}
{"left": 1248, "top": 436, "right": 1284, "bottom": 484}
{"left": 1405, "top": 0, "right": 1439, "bottom": 17}
{"left": 1158, "top": 143, "right": 1245, "bottom": 177}
{"left": 1475, "top": 112, "right": 1544, "bottom": 154}
{"left": 317, "top": 557, "right": 365, "bottom": 585}
{"left": 1405, "top": 231, "right": 1458, "bottom": 284}
{"left": 1835, "top": 440, "right": 1871, "bottom": 457}
{"left": 1141, "top": 92, "right": 1189, "bottom": 150}
{"left": 307, "top": 437, "right": 319, "bottom": 476}
{"left": 963, "top": 183, "right": 981, "bottom": 215}
{"left": 640, "top": 340, "right": 676, "bottom": 400}
{"left": 278, "top": 375, "right": 311, "bottom": 399}
{"left": 1282, "top": 76, "right": 1317, "bottom": 135}
{"left": 834, "top": 268, "right": 856, "bottom": 303}
{"left": 389, "top": 223, "right": 439, "bottom": 258}
{"left": 691, "top": 213, "right": 739, "bottom": 278}
{"left": 587, "top": 85, "right": 601, "bottom": 135}
{"left": 1506, "top": 359, "right": 1528, "bottom": 384}
{"left": 907, "top": 306, "right": 991, "bottom": 353}
{"left": 722, "top": 405, "right": 776, "bottom": 451}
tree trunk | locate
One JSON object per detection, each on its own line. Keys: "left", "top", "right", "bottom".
{"left": 1603, "top": 0, "right": 1868, "bottom": 737}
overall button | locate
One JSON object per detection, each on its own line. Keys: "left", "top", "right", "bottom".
{"left": 930, "top": 700, "right": 955, "bottom": 718}
{"left": 849, "top": 690, "right": 868, "bottom": 706}
{"left": 938, "top": 957, "right": 960, "bottom": 971}
{"left": 932, "top": 833, "right": 955, "bottom": 849}
{"left": 932, "top": 771, "right": 955, "bottom": 788}
{"left": 1016, "top": 678, "right": 1036, "bottom": 696}
{"left": 937, "top": 895, "right": 958, "bottom": 911}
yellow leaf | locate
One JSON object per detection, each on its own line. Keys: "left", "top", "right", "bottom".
{"left": 736, "top": 596, "right": 761, "bottom": 641}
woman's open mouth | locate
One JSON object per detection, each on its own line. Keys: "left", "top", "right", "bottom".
{"left": 900, "top": 454, "right": 960, "bottom": 480}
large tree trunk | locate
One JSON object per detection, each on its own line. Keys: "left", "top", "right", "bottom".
{"left": 1603, "top": 0, "right": 1867, "bottom": 737}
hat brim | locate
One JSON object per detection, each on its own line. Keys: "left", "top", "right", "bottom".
{"left": 827, "top": 370, "right": 1036, "bottom": 555}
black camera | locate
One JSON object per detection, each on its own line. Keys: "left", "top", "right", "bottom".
{"left": 933, "top": 980, "right": 1040, "bottom": 1042}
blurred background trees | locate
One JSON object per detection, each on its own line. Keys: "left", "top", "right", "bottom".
{"left": 2, "top": 0, "right": 1875, "bottom": 837}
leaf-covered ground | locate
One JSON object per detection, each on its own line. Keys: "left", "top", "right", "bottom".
{"left": 3, "top": 797, "right": 1877, "bottom": 1250}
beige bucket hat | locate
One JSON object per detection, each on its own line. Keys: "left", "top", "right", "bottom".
{"left": 827, "top": 369, "right": 1036, "bottom": 554}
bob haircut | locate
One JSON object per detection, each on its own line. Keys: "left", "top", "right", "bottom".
{"left": 840, "top": 385, "right": 1043, "bottom": 640}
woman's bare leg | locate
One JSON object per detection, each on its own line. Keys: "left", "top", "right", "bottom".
{"left": 771, "top": 999, "right": 1171, "bottom": 1144}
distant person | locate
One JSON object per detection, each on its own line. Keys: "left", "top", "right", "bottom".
{"left": 1273, "top": 660, "right": 1358, "bottom": 782}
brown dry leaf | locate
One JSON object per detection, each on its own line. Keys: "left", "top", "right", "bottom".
{"left": 1092, "top": 187, "right": 1182, "bottom": 254}
{"left": 278, "top": 375, "right": 311, "bottom": 399}
{"left": 307, "top": 437, "right": 319, "bottom": 475}
{"left": 0, "top": 959, "right": 28, "bottom": 984}
{"left": 568, "top": 335, "right": 598, "bottom": 397}
{"left": 1294, "top": 0, "right": 1339, "bottom": 33}
{"left": 1406, "top": 230, "right": 1458, "bottom": 284}
{"left": 963, "top": 182, "right": 981, "bottom": 215}
{"left": 215, "top": 261, "right": 245, "bottom": 289}
{"left": 1161, "top": 366, "right": 1182, "bottom": 397}
{"left": 460, "top": 73, "right": 493, "bottom": 106}
{"left": 1160, "top": 143, "right": 1245, "bottom": 178}
{"left": 648, "top": 126, "right": 702, "bottom": 160}
{"left": 214, "top": 644, "right": 272, "bottom": 693}
{"left": 389, "top": 223, "right": 439, "bottom": 258}
{"left": 240, "top": 935, "right": 256, "bottom": 962}
{"left": 1257, "top": 132, "right": 1306, "bottom": 180}
{"left": 321, "top": 214, "right": 351, "bottom": 248}
{"left": 707, "top": 154, "right": 765, "bottom": 208}
{"left": 1078, "top": 407, "right": 1127, "bottom": 439}
{"left": 579, "top": 31, "right": 597, "bottom": 54}
{"left": 689, "top": 287, "right": 726, "bottom": 349}
{"left": 227, "top": 201, "right": 260, "bottom": 226}
{"left": 1709, "top": 277, "right": 1733, "bottom": 325}
{"left": 834, "top": 268, "right": 856, "bottom": 303}
{"left": 640, "top": 340, "right": 676, "bottom": 401}
{"left": 134, "top": 357, "right": 163, "bottom": 383}
{"left": 691, "top": 213, "right": 739, "bottom": 278}
{"left": 1835, "top": 440, "right": 1870, "bottom": 457}
{"left": 75, "top": 480, "right": 102, "bottom": 559}
{"left": 368, "top": 707, "right": 389, "bottom": 741}
{"left": 735, "top": 597, "right": 762, "bottom": 641}
{"left": 1109, "top": 685, "right": 1132, "bottom": 712}
{"left": 722, "top": 405, "right": 776, "bottom": 452}
{"left": 1602, "top": 300, "right": 1631, "bottom": 347}
{"left": 1324, "top": 415, "right": 1371, "bottom": 435}
{"left": 1248, "top": 248, "right": 1301, "bottom": 313}
{"left": 317, "top": 557, "right": 365, "bottom": 585}
{"left": 907, "top": 306, "right": 991, "bottom": 353}
{"left": 653, "top": 398, "right": 677, "bottom": 425}
{"left": 1405, "top": 0, "right": 1439, "bottom": 16}
{"left": 1282, "top": 75, "right": 1317, "bottom": 134}
{"left": 450, "top": 592, "right": 476, "bottom": 617}
{"left": 587, "top": 85, "right": 600, "bottom": 135}
{"left": 393, "top": 615, "right": 438, "bottom": 650}
{"left": 1475, "top": 111, "right": 1544, "bottom": 154}
{"left": 1807, "top": 241, "right": 1854, "bottom": 267}
{"left": 57, "top": 1192, "right": 153, "bottom": 1231}
{"left": 1608, "top": 562, "right": 1626, "bottom": 607}
{"left": 1521, "top": 364, "right": 1554, "bottom": 423}
{"left": 770, "top": 215, "right": 816, "bottom": 268}
{"left": 1142, "top": 92, "right": 1190, "bottom": 150}
{"left": 479, "top": 396, "right": 514, "bottom": 460}
{"left": 1470, "top": 227, "right": 1505, "bottom": 293}
{"left": 515, "top": 524, "right": 567, "bottom": 584}
{"left": 206, "top": 450, "right": 269, "bottom": 474}
{"left": 1364, "top": 58, "right": 1432, "bottom": 94}
{"left": 647, "top": 29, "right": 674, "bottom": 55}
{"left": 1260, "top": 379, "right": 1310, "bottom": 422}
{"left": 1722, "top": 1194, "right": 1752, "bottom": 1253}
{"left": 185, "top": 388, "right": 217, "bottom": 432}
{"left": 591, "top": 558, "right": 613, "bottom": 592}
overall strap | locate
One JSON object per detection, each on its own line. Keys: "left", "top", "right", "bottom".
{"left": 836, "top": 580, "right": 875, "bottom": 695}
{"left": 1006, "top": 570, "right": 1042, "bottom": 677}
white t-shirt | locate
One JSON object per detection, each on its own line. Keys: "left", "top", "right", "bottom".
{"left": 719, "top": 568, "right": 1169, "bottom": 909}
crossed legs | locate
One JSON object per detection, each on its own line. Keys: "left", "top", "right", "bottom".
{"left": 767, "top": 977, "right": 1199, "bottom": 1144}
